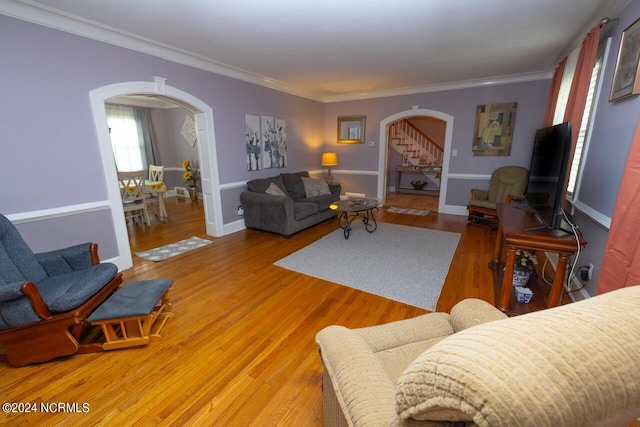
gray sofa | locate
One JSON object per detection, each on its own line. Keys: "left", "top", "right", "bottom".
{"left": 240, "top": 171, "right": 341, "bottom": 237}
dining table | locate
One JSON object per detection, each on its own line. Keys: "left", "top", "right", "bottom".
{"left": 144, "top": 180, "right": 168, "bottom": 221}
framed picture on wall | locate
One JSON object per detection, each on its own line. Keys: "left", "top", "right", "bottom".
{"left": 471, "top": 102, "right": 518, "bottom": 156}
{"left": 610, "top": 16, "right": 640, "bottom": 101}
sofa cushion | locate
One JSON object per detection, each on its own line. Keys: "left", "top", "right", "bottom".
{"left": 281, "top": 172, "right": 310, "bottom": 200}
{"left": 301, "top": 177, "right": 331, "bottom": 198}
{"left": 305, "top": 194, "right": 340, "bottom": 212}
{"left": 395, "top": 286, "right": 640, "bottom": 426}
{"left": 247, "top": 175, "right": 288, "bottom": 195}
{"left": 37, "top": 263, "right": 119, "bottom": 312}
{"left": 293, "top": 201, "right": 319, "bottom": 220}
{"left": 265, "top": 182, "right": 287, "bottom": 196}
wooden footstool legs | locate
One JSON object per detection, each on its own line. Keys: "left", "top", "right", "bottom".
{"left": 87, "top": 279, "right": 174, "bottom": 351}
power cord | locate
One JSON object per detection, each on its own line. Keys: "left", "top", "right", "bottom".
{"left": 564, "top": 262, "right": 588, "bottom": 295}
{"left": 561, "top": 209, "right": 582, "bottom": 293}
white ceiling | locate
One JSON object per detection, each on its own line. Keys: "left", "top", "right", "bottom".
{"left": 6, "top": 0, "right": 630, "bottom": 101}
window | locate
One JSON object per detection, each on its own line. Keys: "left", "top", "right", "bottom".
{"left": 106, "top": 104, "right": 147, "bottom": 171}
{"left": 565, "top": 39, "right": 610, "bottom": 200}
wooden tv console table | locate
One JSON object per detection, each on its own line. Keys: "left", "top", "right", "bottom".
{"left": 490, "top": 203, "right": 586, "bottom": 315}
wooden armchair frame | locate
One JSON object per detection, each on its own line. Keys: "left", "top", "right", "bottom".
{"left": 0, "top": 244, "right": 122, "bottom": 367}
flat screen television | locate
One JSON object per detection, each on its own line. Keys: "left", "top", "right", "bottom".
{"left": 524, "top": 121, "right": 572, "bottom": 233}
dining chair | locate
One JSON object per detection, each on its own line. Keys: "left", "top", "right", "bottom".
{"left": 148, "top": 164, "right": 164, "bottom": 182}
{"left": 146, "top": 165, "right": 165, "bottom": 218}
{"left": 118, "top": 171, "right": 149, "bottom": 226}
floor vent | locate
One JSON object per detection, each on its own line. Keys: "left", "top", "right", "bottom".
{"left": 175, "top": 186, "right": 188, "bottom": 198}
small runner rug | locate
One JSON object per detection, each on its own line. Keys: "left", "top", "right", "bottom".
{"left": 274, "top": 222, "right": 459, "bottom": 311}
{"left": 135, "top": 236, "right": 213, "bottom": 261}
{"left": 386, "top": 206, "right": 430, "bottom": 216}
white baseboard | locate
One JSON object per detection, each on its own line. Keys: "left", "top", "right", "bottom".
{"left": 441, "top": 205, "right": 468, "bottom": 216}
{"left": 543, "top": 252, "right": 590, "bottom": 302}
{"left": 224, "top": 219, "right": 246, "bottom": 235}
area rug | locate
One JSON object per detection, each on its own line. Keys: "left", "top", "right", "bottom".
{"left": 135, "top": 236, "right": 213, "bottom": 261}
{"left": 274, "top": 223, "right": 460, "bottom": 310}
{"left": 386, "top": 206, "right": 430, "bottom": 216}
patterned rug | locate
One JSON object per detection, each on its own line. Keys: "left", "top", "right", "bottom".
{"left": 386, "top": 206, "right": 430, "bottom": 216}
{"left": 135, "top": 236, "right": 213, "bottom": 261}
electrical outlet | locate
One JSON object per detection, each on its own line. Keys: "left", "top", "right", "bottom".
{"left": 237, "top": 205, "right": 244, "bottom": 216}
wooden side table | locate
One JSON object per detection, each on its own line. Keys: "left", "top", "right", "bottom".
{"left": 490, "top": 203, "right": 586, "bottom": 315}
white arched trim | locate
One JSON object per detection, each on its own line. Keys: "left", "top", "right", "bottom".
{"left": 377, "top": 108, "right": 454, "bottom": 214}
{"left": 89, "top": 78, "right": 223, "bottom": 271}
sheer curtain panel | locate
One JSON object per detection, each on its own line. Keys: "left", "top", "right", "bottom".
{"left": 106, "top": 104, "right": 147, "bottom": 172}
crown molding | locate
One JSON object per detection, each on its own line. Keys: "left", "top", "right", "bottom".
{"left": 321, "top": 72, "right": 553, "bottom": 103}
{"left": 3, "top": 0, "right": 552, "bottom": 104}
{"left": 2, "top": 0, "right": 323, "bottom": 101}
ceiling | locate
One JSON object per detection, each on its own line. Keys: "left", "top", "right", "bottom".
{"left": 6, "top": 0, "right": 630, "bottom": 102}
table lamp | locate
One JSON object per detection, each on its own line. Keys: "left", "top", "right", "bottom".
{"left": 321, "top": 152, "right": 338, "bottom": 184}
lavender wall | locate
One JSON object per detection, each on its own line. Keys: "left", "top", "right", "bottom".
{"left": 150, "top": 107, "right": 198, "bottom": 190}
{"left": 0, "top": 15, "right": 324, "bottom": 257}
{"left": 323, "top": 80, "right": 551, "bottom": 199}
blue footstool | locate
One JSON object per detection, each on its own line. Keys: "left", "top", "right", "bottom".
{"left": 88, "top": 279, "right": 173, "bottom": 350}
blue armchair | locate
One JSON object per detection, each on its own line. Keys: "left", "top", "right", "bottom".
{"left": 0, "top": 214, "right": 122, "bottom": 367}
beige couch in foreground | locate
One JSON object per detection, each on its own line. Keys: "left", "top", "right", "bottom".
{"left": 316, "top": 286, "right": 640, "bottom": 427}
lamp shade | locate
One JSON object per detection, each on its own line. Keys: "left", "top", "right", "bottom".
{"left": 321, "top": 152, "right": 338, "bottom": 166}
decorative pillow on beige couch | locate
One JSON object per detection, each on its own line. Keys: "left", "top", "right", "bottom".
{"left": 395, "top": 286, "right": 640, "bottom": 427}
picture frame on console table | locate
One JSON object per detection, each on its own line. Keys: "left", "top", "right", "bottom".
{"left": 610, "top": 16, "right": 640, "bottom": 101}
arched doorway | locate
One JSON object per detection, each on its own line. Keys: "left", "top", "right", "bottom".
{"left": 89, "top": 77, "right": 223, "bottom": 270}
{"left": 377, "top": 107, "right": 454, "bottom": 213}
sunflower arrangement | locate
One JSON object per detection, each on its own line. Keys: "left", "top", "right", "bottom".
{"left": 182, "top": 159, "right": 200, "bottom": 188}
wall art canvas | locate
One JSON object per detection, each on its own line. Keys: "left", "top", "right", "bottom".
{"left": 610, "top": 16, "right": 640, "bottom": 101}
{"left": 472, "top": 102, "right": 518, "bottom": 156}
{"left": 181, "top": 115, "right": 197, "bottom": 147}
{"left": 262, "top": 116, "right": 287, "bottom": 168}
{"left": 245, "top": 114, "right": 261, "bottom": 171}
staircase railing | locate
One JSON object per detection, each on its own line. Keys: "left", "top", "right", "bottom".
{"left": 389, "top": 120, "right": 443, "bottom": 166}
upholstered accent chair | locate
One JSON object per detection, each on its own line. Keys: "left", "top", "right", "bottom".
{"left": 467, "top": 166, "right": 529, "bottom": 229}
{"left": 316, "top": 286, "right": 640, "bottom": 426}
{"left": 0, "top": 214, "right": 122, "bottom": 367}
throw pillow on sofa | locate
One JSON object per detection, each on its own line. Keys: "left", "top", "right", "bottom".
{"left": 265, "top": 182, "right": 287, "bottom": 196}
{"left": 281, "top": 172, "right": 310, "bottom": 200}
{"left": 247, "top": 175, "right": 288, "bottom": 194}
{"left": 302, "top": 177, "right": 331, "bottom": 198}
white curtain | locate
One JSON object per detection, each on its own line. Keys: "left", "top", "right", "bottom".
{"left": 106, "top": 104, "right": 147, "bottom": 171}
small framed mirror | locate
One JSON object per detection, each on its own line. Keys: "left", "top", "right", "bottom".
{"left": 337, "top": 116, "right": 366, "bottom": 144}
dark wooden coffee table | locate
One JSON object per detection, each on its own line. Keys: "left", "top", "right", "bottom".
{"left": 329, "top": 198, "right": 381, "bottom": 239}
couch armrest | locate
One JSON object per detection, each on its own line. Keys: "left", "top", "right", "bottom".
{"left": 507, "top": 194, "right": 524, "bottom": 204}
{"left": 470, "top": 189, "right": 489, "bottom": 201}
{"left": 240, "top": 191, "right": 295, "bottom": 233}
{"left": 356, "top": 312, "right": 454, "bottom": 352}
{"left": 316, "top": 325, "right": 397, "bottom": 426}
{"left": 449, "top": 298, "right": 507, "bottom": 332}
{"left": 20, "top": 282, "right": 52, "bottom": 320}
{"left": 0, "top": 281, "right": 26, "bottom": 303}
{"left": 0, "top": 281, "right": 52, "bottom": 319}
{"left": 35, "top": 242, "right": 96, "bottom": 277}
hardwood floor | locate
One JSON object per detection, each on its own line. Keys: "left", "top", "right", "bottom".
{"left": 0, "top": 195, "right": 499, "bottom": 426}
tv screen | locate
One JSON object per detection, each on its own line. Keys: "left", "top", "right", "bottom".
{"left": 525, "top": 122, "right": 572, "bottom": 231}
